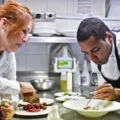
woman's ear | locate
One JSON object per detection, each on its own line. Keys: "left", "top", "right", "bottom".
{"left": 0, "top": 18, "right": 8, "bottom": 31}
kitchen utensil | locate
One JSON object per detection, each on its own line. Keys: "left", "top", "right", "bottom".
{"left": 30, "top": 79, "right": 55, "bottom": 91}
{"left": 81, "top": 88, "right": 93, "bottom": 99}
{"left": 85, "top": 96, "right": 94, "bottom": 108}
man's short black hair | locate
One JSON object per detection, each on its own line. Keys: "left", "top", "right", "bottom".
{"left": 77, "top": 17, "right": 111, "bottom": 42}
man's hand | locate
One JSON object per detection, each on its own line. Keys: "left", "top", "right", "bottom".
{"left": 94, "top": 83, "right": 116, "bottom": 101}
{"left": 19, "top": 82, "right": 36, "bottom": 100}
{"left": 0, "top": 102, "right": 14, "bottom": 120}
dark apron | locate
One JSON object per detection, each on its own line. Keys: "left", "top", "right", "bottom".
{"left": 98, "top": 32, "right": 120, "bottom": 88}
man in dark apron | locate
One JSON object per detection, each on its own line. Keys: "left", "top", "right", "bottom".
{"left": 77, "top": 17, "right": 120, "bottom": 101}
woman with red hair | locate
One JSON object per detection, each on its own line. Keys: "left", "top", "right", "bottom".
{"left": 0, "top": 0, "right": 36, "bottom": 119}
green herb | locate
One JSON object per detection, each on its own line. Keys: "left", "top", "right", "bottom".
{"left": 63, "top": 91, "right": 69, "bottom": 96}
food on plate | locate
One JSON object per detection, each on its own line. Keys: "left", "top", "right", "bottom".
{"left": 64, "top": 98, "right": 70, "bottom": 101}
{"left": 28, "top": 94, "right": 40, "bottom": 103}
{"left": 63, "top": 91, "right": 70, "bottom": 96}
{"left": 83, "top": 106, "right": 98, "bottom": 110}
{"left": 83, "top": 106, "right": 91, "bottom": 110}
{"left": 23, "top": 93, "right": 40, "bottom": 103}
{"left": 64, "top": 98, "right": 79, "bottom": 101}
{"left": 23, "top": 102, "right": 47, "bottom": 112}
{"left": 63, "top": 91, "right": 79, "bottom": 96}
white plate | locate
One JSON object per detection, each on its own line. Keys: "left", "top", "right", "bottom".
{"left": 56, "top": 96, "right": 86, "bottom": 102}
{"left": 54, "top": 92, "right": 81, "bottom": 97}
{"left": 19, "top": 98, "right": 54, "bottom": 106}
{"left": 15, "top": 106, "right": 51, "bottom": 116}
{"left": 63, "top": 99, "right": 120, "bottom": 118}
{"left": 60, "top": 30, "right": 77, "bottom": 37}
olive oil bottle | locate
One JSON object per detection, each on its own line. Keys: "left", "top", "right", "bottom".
{"left": 60, "top": 72, "right": 67, "bottom": 91}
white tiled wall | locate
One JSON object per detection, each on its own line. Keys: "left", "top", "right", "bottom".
{"left": 15, "top": 0, "right": 120, "bottom": 71}
{"left": 15, "top": 42, "right": 84, "bottom": 71}
{"left": 16, "top": 43, "right": 49, "bottom": 71}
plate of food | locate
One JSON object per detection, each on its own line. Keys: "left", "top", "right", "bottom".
{"left": 54, "top": 91, "right": 81, "bottom": 97}
{"left": 63, "top": 99, "right": 120, "bottom": 118}
{"left": 56, "top": 96, "right": 86, "bottom": 102}
{"left": 19, "top": 98, "right": 54, "bottom": 106}
{"left": 15, "top": 103, "right": 51, "bottom": 116}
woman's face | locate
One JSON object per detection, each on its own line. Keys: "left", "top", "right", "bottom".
{"left": 6, "top": 20, "right": 32, "bottom": 52}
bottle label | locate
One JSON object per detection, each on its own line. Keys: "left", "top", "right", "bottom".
{"left": 81, "top": 76, "right": 86, "bottom": 84}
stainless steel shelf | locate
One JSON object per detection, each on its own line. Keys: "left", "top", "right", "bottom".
{"left": 28, "top": 36, "right": 77, "bottom": 43}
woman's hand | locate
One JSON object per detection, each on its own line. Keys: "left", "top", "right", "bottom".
{"left": 0, "top": 102, "right": 14, "bottom": 120}
{"left": 19, "top": 82, "right": 36, "bottom": 102}
{"left": 94, "top": 83, "right": 116, "bottom": 101}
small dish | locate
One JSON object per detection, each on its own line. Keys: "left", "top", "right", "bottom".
{"left": 54, "top": 92, "right": 81, "bottom": 97}
{"left": 56, "top": 96, "right": 86, "bottom": 102}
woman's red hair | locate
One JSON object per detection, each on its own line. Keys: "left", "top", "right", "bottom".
{"left": 0, "top": 0, "right": 33, "bottom": 36}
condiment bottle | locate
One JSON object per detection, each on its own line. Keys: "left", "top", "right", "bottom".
{"left": 60, "top": 72, "right": 67, "bottom": 91}
{"left": 67, "top": 71, "right": 72, "bottom": 91}
{"left": 81, "top": 60, "right": 89, "bottom": 86}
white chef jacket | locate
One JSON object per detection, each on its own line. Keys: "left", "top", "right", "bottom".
{"left": 91, "top": 31, "right": 120, "bottom": 85}
{"left": 0, "top": 51, "right": 20, "bottom": 96}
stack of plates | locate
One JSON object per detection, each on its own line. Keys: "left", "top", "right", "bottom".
{"left": 33, "top": 21, "right": 57, "bottom": 37}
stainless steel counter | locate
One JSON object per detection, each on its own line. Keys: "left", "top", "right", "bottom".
{"left": 13, "top": 86, "right": 120, "bottom": 120}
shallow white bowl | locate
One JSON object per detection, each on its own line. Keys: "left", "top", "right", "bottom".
{"left": 59, "top": 30, "right": 77, "bottom": 37}
{"left": 63, "top": 99, "right": 120, "bottom": 118}
{"left": 33, "top": 28, "right": 57, "bottom": 37}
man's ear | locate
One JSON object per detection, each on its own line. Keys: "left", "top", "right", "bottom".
{"left": 106, "top": 31, "right": 112, "bottom": 44}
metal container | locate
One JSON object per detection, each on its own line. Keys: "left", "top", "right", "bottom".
{"left": 30, "top": 79, "right": 55, "bottom": 91}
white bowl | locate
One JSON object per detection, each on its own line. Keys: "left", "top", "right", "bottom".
{"left": 33, "top": 28, "right": 57, "bottom": 37}
{"left": 59, "top": 30, "right": 77, "bottom": 37}
{"left": 63, "top": 99, "right": 120, "bottom": 118}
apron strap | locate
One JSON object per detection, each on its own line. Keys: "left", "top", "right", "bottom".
{"left": 98, "top": 32, "right": 120, "bottom": 72}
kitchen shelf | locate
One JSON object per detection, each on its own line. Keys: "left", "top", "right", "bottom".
{"left": 28, "top": 36, "right": 77, "bottom": 43}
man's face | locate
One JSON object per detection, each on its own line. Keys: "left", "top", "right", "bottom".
{"left": 78, "top": 36, "right": 112, "bottom": 65}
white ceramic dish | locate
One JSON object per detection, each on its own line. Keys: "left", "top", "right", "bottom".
{"left": 56, "top": 96, "right": 86, "bottom": 102}
{"left": 63, "top": 99, "right": 120, "bottom": 118}
{"left": 15, "top": 106, "right": 51, "bottom": 116}
{"left": 33, "top": 28, "right": 56, "bottom": 36}
{"left": 60, "top": 30, "right": 77, "bottom": 37}
{"left": 54, "top": 92, "right": 81, "bottom": 97}
{"left": 19, "top": 98, "right": 54, "bottom": 106}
